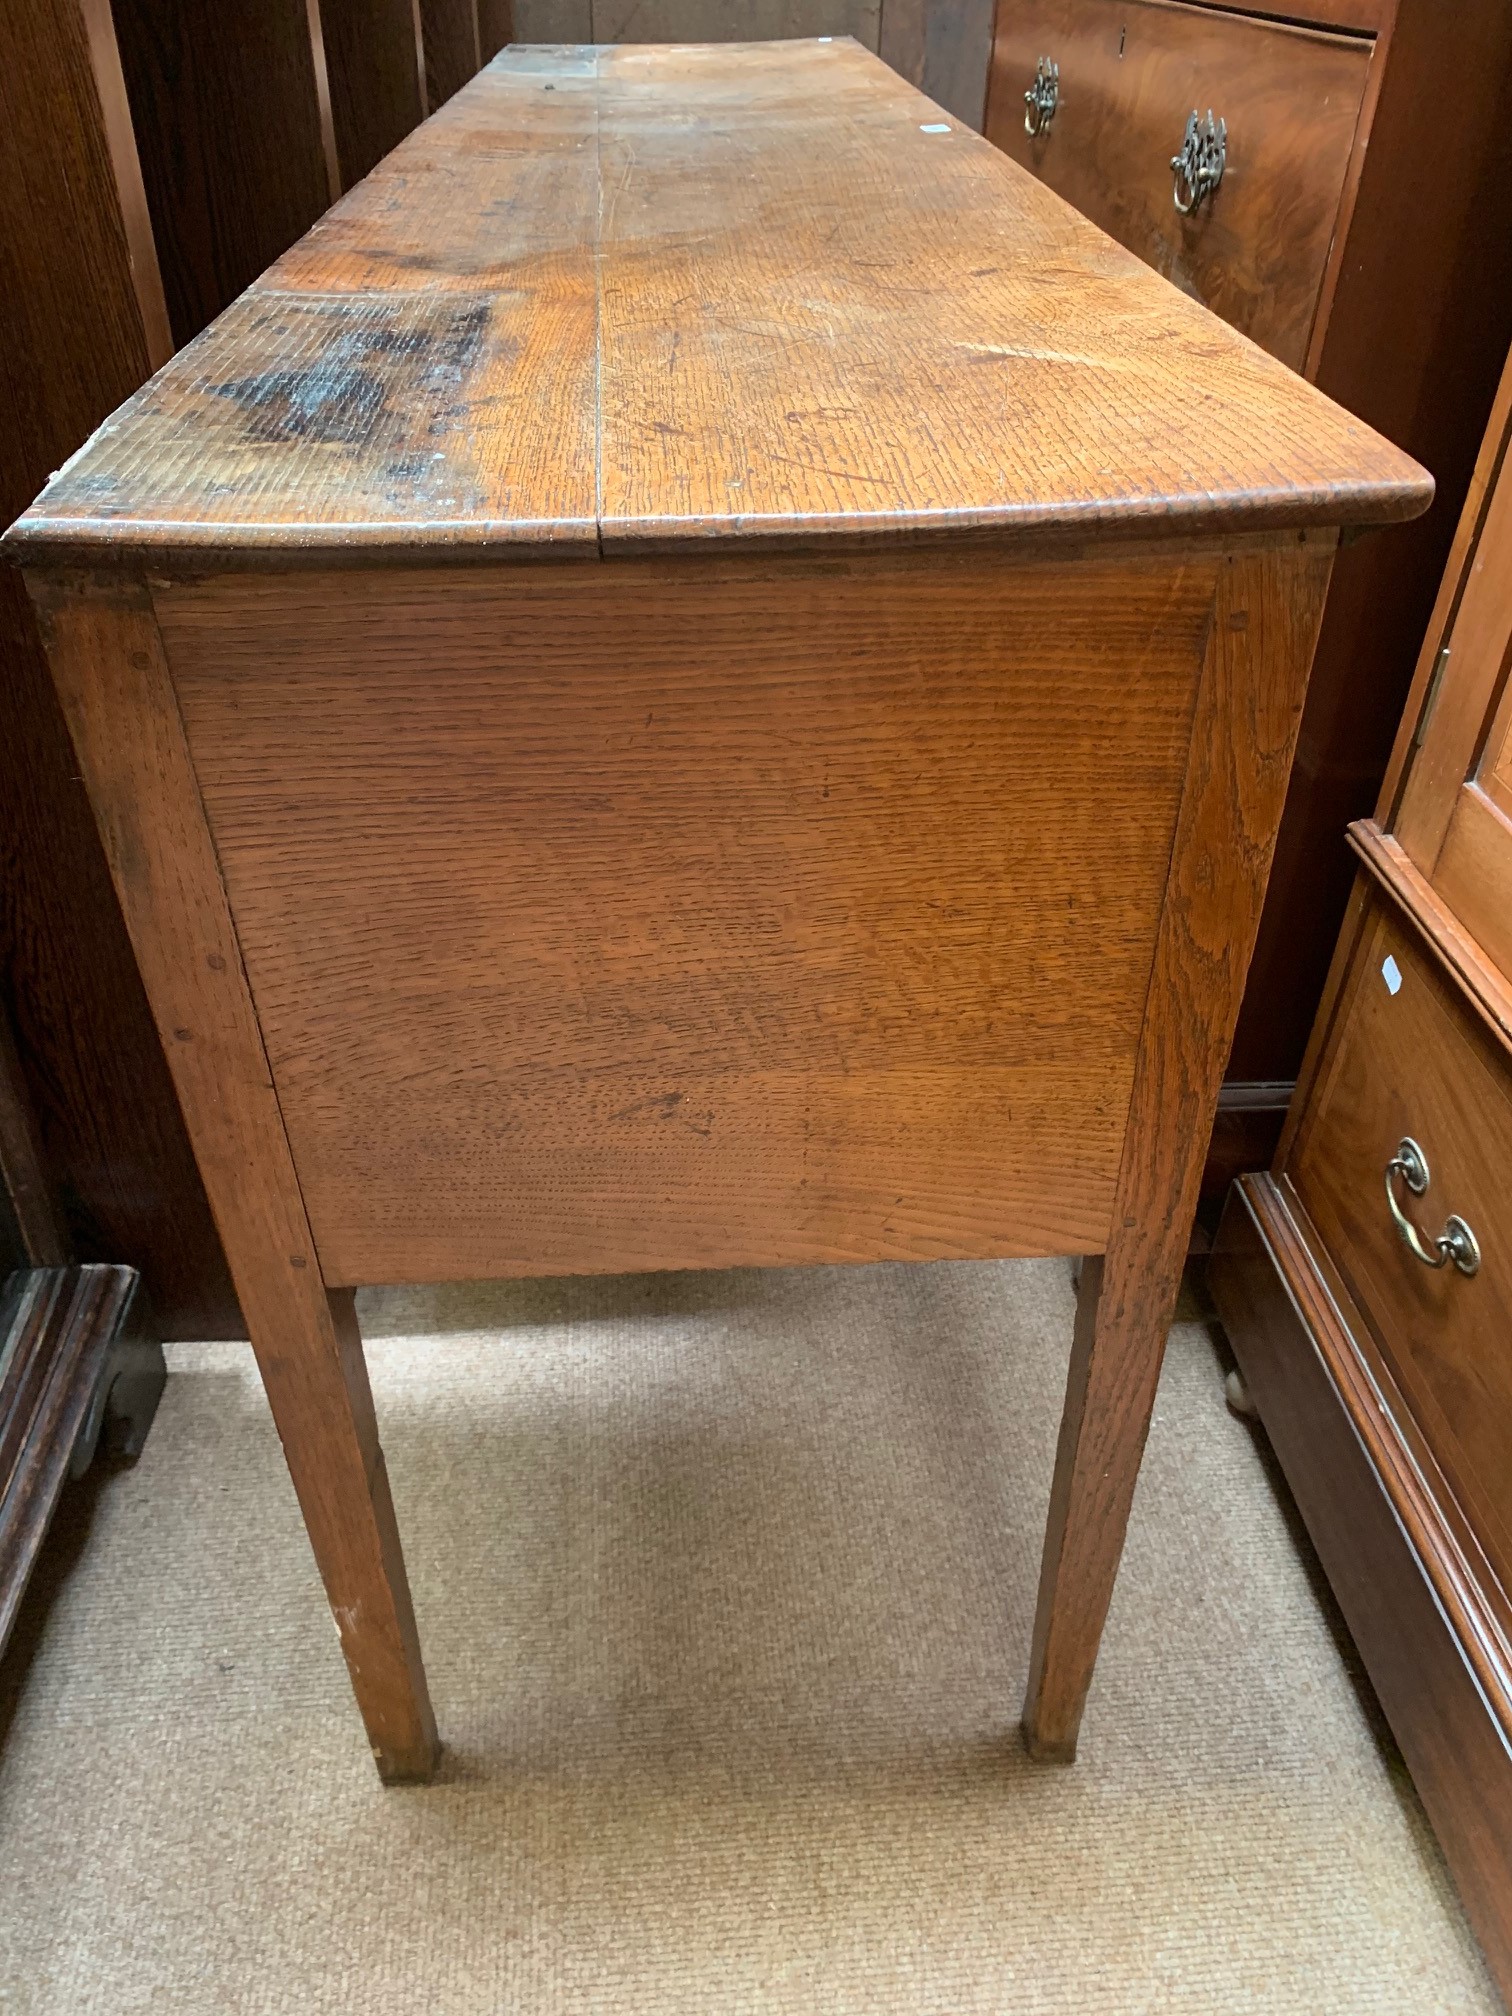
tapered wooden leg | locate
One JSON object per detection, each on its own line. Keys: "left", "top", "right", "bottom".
{"left": 1022, "top": 1250, "right": 1178, "bottom": 1760}
{"left": 35, "top": 579, "right": 439, "bottom": 1780}
{"left": 1021, "top": 535, "right": 1338, "bottom": 1761}
{"left": 252, "top": 1288, "right": 438, "bottom": 1780}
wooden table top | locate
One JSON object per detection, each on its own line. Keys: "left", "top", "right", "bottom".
{"left": 8, "top": 38, "right": 1429, "bottom": 566}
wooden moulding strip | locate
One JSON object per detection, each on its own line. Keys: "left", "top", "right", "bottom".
{"left": 1232, "top": 1170, "right": 1512, "bottom": 1740}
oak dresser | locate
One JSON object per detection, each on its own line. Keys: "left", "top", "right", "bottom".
{"left": 4, "top": 39, "right": 1426, "bottom": 1780}
{"left": 1212, "top": 345, "right": 1512, "bottom": 2001}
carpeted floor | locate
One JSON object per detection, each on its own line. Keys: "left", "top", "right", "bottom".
{"left": 0, "top": 1257, "right": 1495, "bottom": 2013}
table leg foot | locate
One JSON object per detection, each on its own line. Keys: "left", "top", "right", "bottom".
{"left": 1020, "top": 1720, "right": 1078, "bottom": 1765}
{"left": 256, "top": 1288, "right": 440, "bottom": 1783}
{"left": 1020, "top": 1252, "right": 1173, "bottom": 1761}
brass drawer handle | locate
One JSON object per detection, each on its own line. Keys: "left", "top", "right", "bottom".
{"left": 1172, "top": 109, "right": 1226, "bottom": 214}
{"left": 1385, "top": 1137, "right": 1482, "bottom": 1278}
{"left": 1024, "top": 57, "right": 1059, "bottom": 136}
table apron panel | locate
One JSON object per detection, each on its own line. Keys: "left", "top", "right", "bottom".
{"left": 154, "top": 549, "right": 1220, "bottom": 1283}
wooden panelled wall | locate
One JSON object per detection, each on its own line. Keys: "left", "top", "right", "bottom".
{"left": 0, "top": 0, "right": 509, "bottom": 1339}
{"left": 515, "top": 1, "right": 995, "bottom": 127}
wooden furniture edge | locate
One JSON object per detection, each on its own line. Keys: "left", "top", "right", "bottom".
{"left": 1377, "top": 348, "right": 1512, "bottom": 824}
{"left": 1347, "top": 820, "right": 1512, "bottom": 1059}
{"left": 1161, "top": 0, "right": 1387, "bottom": 35}
{"left": 1300, "top": 1, "right": 1392, "bottom": 380}
{"left": 1, "top": 483, "right": 1433, "bottom": 573}
{"left": 1022, "top": 529, "right": 1337, "bottom": 1757}
{"left": 1210, "top": 1171, "right": 1512, "bottom": 2000}
{"left": 22, "top": 567, "right": 439, "bottom": 1781}
{"left": 0, "top": 1009, "right": 69, "bottom": 1268}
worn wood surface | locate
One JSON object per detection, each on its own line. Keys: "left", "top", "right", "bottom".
{"left": 110, "top": 0, "right": 337, "bottom": 349}
{"left": 0, "top": 0, "right": 239, "bottom": 1339}
{"left": 1211, "top": 1175, "right": 1512, "bottom": 2006}
{"left": 986, "top": 0, "right": 1370, "bottom": 373}
{"left": 7, "top": 40, "right": 1428, "bottom": 566}
{"left": 156, "top": 546, "right": 1218, "bottom": 1281}
{"left": 1023, "top": 533, "right": 1336, "bottom": 1759}
{"left": 32, "top": 581, "right": 437, "bottom": 1780}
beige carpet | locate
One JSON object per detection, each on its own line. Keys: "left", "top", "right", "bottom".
{"left": 0, "top": 1257, "right": 1495, "bottom": 2013}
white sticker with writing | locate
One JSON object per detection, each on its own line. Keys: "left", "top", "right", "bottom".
{"left": 920, "top": 123, "right": 952, "bottom": 133}
{"left": 1382, "top": 954, "right": 1402, "bottom": 996}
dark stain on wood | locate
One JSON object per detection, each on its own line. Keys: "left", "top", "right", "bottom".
{"left": 209, "top": 298, "right": 494, "bottom": 449}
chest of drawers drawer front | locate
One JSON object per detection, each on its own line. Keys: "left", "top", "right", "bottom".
{"left": 986, "top": 0, "right": 1371, "bottom": 370}
{"left": 1288, "top": 898, "right": 1512, "bottom": 1590}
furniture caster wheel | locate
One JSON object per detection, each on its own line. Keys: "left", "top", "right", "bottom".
{"left": 1225, "top": 1366, "right": 1259, "bottom": 1419}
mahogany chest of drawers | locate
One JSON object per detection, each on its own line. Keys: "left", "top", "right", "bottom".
{"left": 986, "top": 0, "right": 1512, "bottom": 1188}
{"left": 1212, "top": 345, "right": 1512, "bottom": 2000}
{"left": 5, "top": 39, "right": 1423, "bottom": 1781}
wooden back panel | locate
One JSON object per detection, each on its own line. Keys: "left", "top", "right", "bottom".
{"left": 154, "top": 546, "right": 1222, "bottom": 1282}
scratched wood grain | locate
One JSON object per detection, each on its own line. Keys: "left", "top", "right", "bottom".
{"left": 6, "top": 40, "right": 1427, "bottom": 565}
{"left": 154, "top": 545, "right": 1222, "bottom": 1281}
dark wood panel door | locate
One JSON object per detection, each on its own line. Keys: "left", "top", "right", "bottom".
{"left": 986, "top": 0, "right": 1372, "bottom": 370}
{"left": 420, "top": 0, "right": 482, "bottom": 112}
{"left": 109, "top": 0, "right": 337, "bottom": 347}
{"left": 0, "top": 0, "right": 240, "bottom": 1337}
{"left": 588, "top": 1, "right": 881, "bottom": 43}
{"left": 317, "top": 0, "right": 427, "bottom": 188}
{"left": 477, "top": 0, "right": 514, "bottom": 61}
